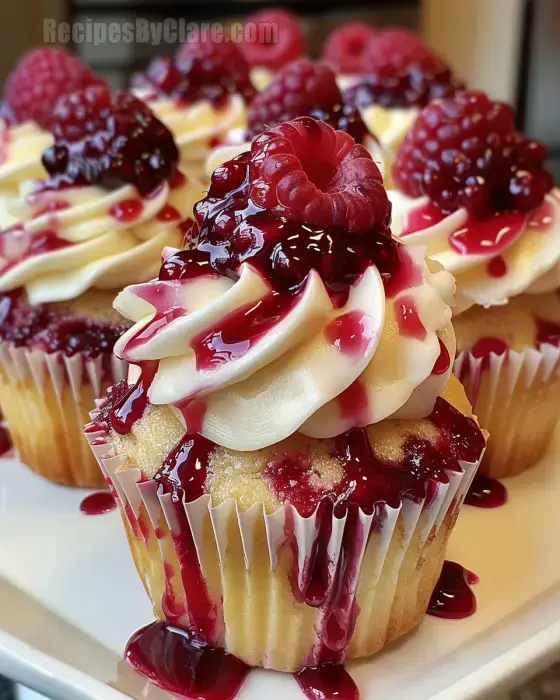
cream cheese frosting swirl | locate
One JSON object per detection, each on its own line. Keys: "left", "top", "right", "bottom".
{"left": 390, "top": 189, "right": 560, "bottom": 315}
{"left": 113, "top": 245, "right": 455, "bottom": 451}
{"left": 0, "top": 120, "right": 52, "bottom": 201}
{"left": 0, "top": 173, "right": 204, "bottom": 305}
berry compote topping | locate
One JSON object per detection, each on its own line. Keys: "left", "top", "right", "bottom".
{"left": 322, "top": 21, "right": 377, "bottom": 75}
{"left": 239, "top": 8, "right": 304, "bottom": 71}
{"left": 343, "top": 28, "right": 463, "bottom": 109}
{"left": 186, "top": 117, "right": 394, "bottom": 300}
{"left": 0, "top": 290, "right": 131, "bottom": 359}
{"left": 41, "top": 86, "right": 179, "bottom": 196}
{"left": 392, "top": 91, "right": 553, "bottom": 219}
{"left": 246, "top": 59, "right": 370, "bottom": 145}
{"left": 263, "top": 396, "right": 485, "bottom": 517}
{"left": 427, "top": 560, "right": 479, "bottom": 619}
{"left": 138, "top": 39, "right": 256, "bottom": 107}
{"left": 4, "top": 47, "right": 107, "bottom": 128}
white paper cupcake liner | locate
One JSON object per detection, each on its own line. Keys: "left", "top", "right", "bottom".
{"left": 454, "top": 344, "right": 560, "bottom": 478}
{"left": 86, "top": 402, "right": 482, "bottom": 670}
{"left": 0, "top": 340, "right": 127, "bottom": 487}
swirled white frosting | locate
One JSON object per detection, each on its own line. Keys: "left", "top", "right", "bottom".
{"left": 0, "top": 173, "right": 204, "bottom": 305}
{"left": 0, "top": 121, "right": 52, "bottom": 202}
{"left": 390, "top": 189, "right": 560, "bottom": 315}
{"left": 113, "top": 244, "right": 455, "bottom": 451}
{"left": 134, "top": 89, "right": 247, "bottom": 180}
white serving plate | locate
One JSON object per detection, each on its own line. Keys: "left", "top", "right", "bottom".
{"left": 0, "top": 428, "right": 559, "bottom": 700}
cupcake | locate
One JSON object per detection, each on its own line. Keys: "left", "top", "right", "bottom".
{"left": 205, "top": 59, "right": 384, "bottom": 181}
{"left": 86, "top": 118, "right": 486, "bottom": 683}
{"left": 327, "top": 28, "right": 463, "bottom": 186}
{"left": 237, "top": 8, "right": 305, "bottom": 91}
{"left": 132, "top": 39, "right": 256, "bottom": 182}
{"left": 0, "top": 85, "right": 203, "bottom": 487}
{"left": 389, "top": 90, "right": 559, "bottom": 478}
{"left": 0, "top": 47, "right": 107, "bottom": 204}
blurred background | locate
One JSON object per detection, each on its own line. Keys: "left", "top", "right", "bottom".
{"left": 1, "top": 0, "right": 559, "bottom": 175}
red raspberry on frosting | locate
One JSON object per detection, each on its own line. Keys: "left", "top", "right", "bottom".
{"left": 249, "top": 117, "right": 387, "bottom": 233}
{"left": 322, "top": 22, "right": 377, "bottom": 75}
{"left": 4, "top": 48, "right": 107, "bottom": 128}
{"left": 239, "top": 8, "right": 304, "bottom": 70}
{"left": 392, "top": 90, "right": 553, "bottom": 217}
{"left": 42, "top": 86, "right": 179, "bottom": 195}
{"left": 247, "top": 59, "right": 369, "bottom": 144}
{"left": 344, "top": 28, "right": 462, "bottom": 109}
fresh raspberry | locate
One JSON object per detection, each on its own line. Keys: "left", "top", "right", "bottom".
{"left": 392, "top": 90, "right": 553, "bottom": 217}
{"left": 344, "top": 28, "right": 462, "bottom": 109}
{"left": 239, "top": 8, "right": 304, "bottom": 71}
{"left": 322, "top": 22, "right": 377, "bottom": 75}
{"left": 4, "top": 48, "right": 107, "bottom": 128}
{"left": 246, "top": 59, "right": 369, "bottom": 144}
{"left": 188, "top": 119, "right": 396, "bottom": 294}
{"left": 41, "top": 86, "right": 179, "bottom": 195}
{"left": 140, "top": 39, "right": 256, "bottom": 105}
{"left": 248, "top": 117, "right": 386, "bottom": 232}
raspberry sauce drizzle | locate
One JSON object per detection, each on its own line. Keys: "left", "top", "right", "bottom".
{"left": 465, "top": 474, "right": 507, "bottom": 508}
{"left": 79, "top": 491, "right": 117, "bottom": 516}
{"left": 449, "top": 211, "right": 528, "bottom": 256}
{"left": 192, "top": 288, "right": 300, "bottom": 370}
{"left": 427, "top": 560, "right": 479, "bottom": 619}
{"left": 535, "top": 317, "right": 560, "bottom": 348}
{"left": 295, "top": 664, "right": 359, "bottom": 700}
{"left": 110, "top": 361, "right": 158, "bottom": 435}
{"left": 125, "top": 622, "right": 250, "bottom": 700}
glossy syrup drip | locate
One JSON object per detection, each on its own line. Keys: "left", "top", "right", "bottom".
{"left": 487, "top": 255, "right": 507, "bottom": 278}
{"left": 110, "top": 361, "right": 158, "bottom": 435}
{"left": 400, "top": 199, "right": 444, "bottom": 236}
{"left": 155, "top": 433, "right": 214, "bottom": 502}
{"left": 449, "top": 210, "right": 527, "bottom": 255}
{"left": 0, "top": 227, "right": 72, "bottom": 275}
{"left": 535, "top": 317, "right": 560, "bottom": 348}
{"left": 79, "top": 491, "right": 117, "bottom": 516}
{"left": 465, "top": 473, "right": 507, "bottom": 508}
{"left": 432, "top": 338, "right": 451, "bottom": 375}
{"left": 393, "top": 295, "right": 426, "bottom": 340}
{"left": 427, "top": 560, "right": 479, "bottom": 619}
{"left": 109, "top": 198, "right": 144, "bottom": 223}
{"left": 294, "top": 663, "right": 359, "bottom": 700}
{"left": 192, "top": 288, "right": 300, "bottom": 370}
{"left": 0, "top": 424, "right": 11, "bottom": 455}
{"left": 324, "top": 311, "right": 375, "bottom": 357}
{"left": 125, "top": 622, "right": 250, "bottom": 700}
{"left": 469, "top": 336, "right": 509, "bottom": 371}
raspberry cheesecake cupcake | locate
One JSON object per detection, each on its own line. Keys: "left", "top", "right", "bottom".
{"left": 86, "top": 118, "right": 485, "bottom": 690}
{"left": 0, "top": 86, "right": 203, "bottom": 487}
{"left": 205, "top": 59, "right": 384, "bottom": 180}
{"left": 389, "top": 90, "right": 560, "bottom": 478}
{"left": 330, "top": 28, "right": 463, "bottom": 185}
{"left": 132, "top": 39, "right": 256, "bottom": 182}
{"left": 238, "top": 8, "right": 305, "bottom": 91}
{"left": 0, "top": 48, "right": 106, "bottom": 203}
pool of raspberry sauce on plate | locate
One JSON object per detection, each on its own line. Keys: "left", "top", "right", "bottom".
{"left": 427, "top": 561, "right": 479, "bottom": 619}
{"left": 79, "top": 491, "right": 117, "bottom": 516}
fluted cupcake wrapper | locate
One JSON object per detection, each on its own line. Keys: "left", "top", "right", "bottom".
{"left": 86, "top": 405, "right": 481, "bottom": 672}
{"left": 454, "top": 344, "right": 560, "bottom": 479}
{"left": 0, "top": 341, "right": 127, "bottom": 487}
